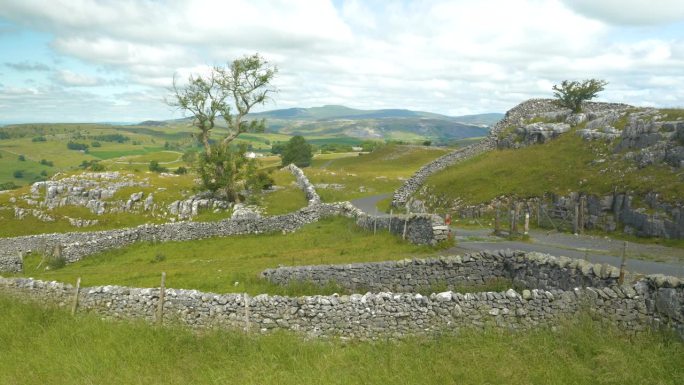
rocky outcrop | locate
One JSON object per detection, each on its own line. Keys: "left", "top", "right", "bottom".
{"left": 496, "top": 99, "right": 632, "bottom": 148}
{"left": 167, "top": 195, "right": 231, "bottom": 220}
{"left": 430, "top": 191, "right": 684, "bottom": 239}
{"left": 495, "top": 100, "right": 684, "bottom": 169}
{"left": 30, "top": 172, "right": 149, "bottom": 214}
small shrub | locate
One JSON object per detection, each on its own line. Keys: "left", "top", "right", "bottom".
{"left": 91, "top": 141, "right": 102, "bottom": 147}
{"left": 46, "top": 256, "right": 67, "bottom": 270}
{"left": 32, "top": 136, "right": 47, "bottom": 142}
{"left": 17, "top": 154, "right": 26, "bottom": 161}
{"left": 92, "top": 134, "right": 129, "bottom": 143}
{"left": 90, "top": 162, "right": 105, "bottom": 171}
{"left": 149, "top": 160, "right": 168, "bottom": 173}
{"left": 174, "top": 166, "right": 188, "bottom": 175}
{"left": 39, "top": 159, "right": 54, "bottom": 167}
{"left": 150, "top": 253, "right": 166, "bottom": 263}
{"left": 67, "top": 141, "right": 88, "bottom": 151}
{"left": 552, "top": 79, "right": 608, "bottom": 113}
{"left": 79, "top": 160, "right": 105, "bottom": 171}
{"left": 13, "top": 170, "right": 24, "bottom": 178}
{"left": 0, "top": 181, "right": 19, "bottom": 190}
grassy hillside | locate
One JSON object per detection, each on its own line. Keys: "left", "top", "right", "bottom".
{"left": 420, "top": 128, "right": 684, "bottom": 207}
{"left": 307, "top": 145, "right": 450, "bottom": 203}
{"left": 1, "top": 295, "right": 681, "bottom": 385}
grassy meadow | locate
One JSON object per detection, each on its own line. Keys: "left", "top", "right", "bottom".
{"left": 14, "top": 217, "right": 436, "bottom": 295}
{"left": 0, "top": 295, "right": 681, "bottom": 385}
{"left": 307, "top": 144, "right": 450, "bottom": 202}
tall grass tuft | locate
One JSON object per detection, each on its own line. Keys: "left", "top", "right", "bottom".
{"left": 0, "top": 295, "right": 681, "bottom": 385}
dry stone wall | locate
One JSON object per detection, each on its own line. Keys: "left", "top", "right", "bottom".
{"left": 261, "top": 250, "right": 623, "bottom": 293}
{"left": 0, "top": 204, "right": 446, "bottom": 273}
{"left": 1, "top": 251, "right": 681, "bottom": 339}
{"left": 285, "top": 164, "right": 321, "bottom": 205}
{"left": 0, "top": 203, "right": 353, "bottom": 272}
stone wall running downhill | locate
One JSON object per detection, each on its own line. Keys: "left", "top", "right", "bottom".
{"left": 389, "top": 98, "right": 554, "bottom": 208}
{"left": 285, "top": 163, "right": 321, "bottom": 206}
{"left": 1, "top": 251, "right": 682, "bottom": 339}
{"left": 390, "top": 141, "right": 493, "bottom": 208}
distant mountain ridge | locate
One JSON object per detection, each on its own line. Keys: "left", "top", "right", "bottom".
{"left": 142, "top": 105, "right": 503, "bottom": 143}
{"left": 249, "top": 105, "right": 502, "bottom": 125}
{"left": 248, "top": 105, "right": 502, "bottom": 142}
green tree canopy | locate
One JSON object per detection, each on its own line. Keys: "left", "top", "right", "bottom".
{"left": 552, "top": 79, "right": 608, "bottom": 113}
{"left": 281, "top": 136, "right": 313, "bottom": 167}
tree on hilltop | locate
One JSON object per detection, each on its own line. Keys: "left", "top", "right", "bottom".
{"left": 169, "top": 53, "right": 277, "bottom": 155}
{"left": 552, "top": 79, "right": 608, "bottom": 113}
{"left": 167, "top": 54, "right": 278, "bottom": 200}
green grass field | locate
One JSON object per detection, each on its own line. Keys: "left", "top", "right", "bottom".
{"left": 14, "top": 217, "right": 435, "bottom": 295}
{"left": 0, "top": 295, "right": 681, "bottom": 385}
{"left": 421, "top": 130, "right": 684, "bottom": 207}
{"left": 307, "top": 145, "right": 450, "bottom": 202}
{"left": 258, "top": 169, "right": 309, "bottom": 215}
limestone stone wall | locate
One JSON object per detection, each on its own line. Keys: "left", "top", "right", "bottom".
{"left": 1, "top": 256, "right": 681, "bottom": 338}
{"left": 0, "top": 203, "right": 350, "bottom": 272}
{"left": 261, "top": 250, "right": 622, "bottom": 293}
{"left": 355, "top": 213, "right": 448, "bottom": 246}
{"left": 0, "top": 202, "right": 446, "bottom": 273}
{"left": 284, "top": 164, "right": 321, "bottom": 205}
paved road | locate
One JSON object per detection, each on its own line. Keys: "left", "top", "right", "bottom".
{"left": 351, "top": 193, "right": 391, "bottom": 216}
{"left": 350, "top": 194, "right": 684, "bottom": 277}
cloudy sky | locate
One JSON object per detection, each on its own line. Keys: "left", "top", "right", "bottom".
{"left": 1, "top": 0, "right": 683, "bottom": 123}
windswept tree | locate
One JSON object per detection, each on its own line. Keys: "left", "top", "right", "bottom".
{"left": 168, "top": 54, "right": 277, "bottom": 200}
{"left": 552, "top": 79, "right": 608, "bottom": 113}
{"left": 169, "top": 54, "right": 277, "bottom": 155}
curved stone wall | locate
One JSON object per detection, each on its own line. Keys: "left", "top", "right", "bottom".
{"left": 1, "top": 251, "right": 681, "bottom": 339}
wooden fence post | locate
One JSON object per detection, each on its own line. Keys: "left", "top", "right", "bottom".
{"left": 402, "top": 210, "right": 410, "bottom": 240}
{"left": 579, "top": 195, "right": 586, "bottom": 235}
{"left": 156, "top": 272, "right": 166, "bottom": 326}
{"left": 509, "top": 209, "right": 516, "bottom": 235}
{"left": 71, "top": 277, "right": 81, "bottom": 316}
{"left": 389, "top": 209, "right": 393, "bottom": 232}
{"left": 244, "top": 293, "right": 251, "bottom": 332}
{"left": 573, "top": 203, "right": 579, "bottom": 234}
{"left": 619, "top": 241, "right": 627, "bottom": 285}
{"left": 494, "top": 203, "right": 500, "bottom": 233}
{"left": 524, "top": 212, "right": 529, "bottom": 236}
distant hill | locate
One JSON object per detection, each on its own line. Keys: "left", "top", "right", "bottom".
{"left": 138, "top": 105, "right": 503, "bottom": 143}
{"left": 246, "top": 105, "right": 502, "bottom": 142}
